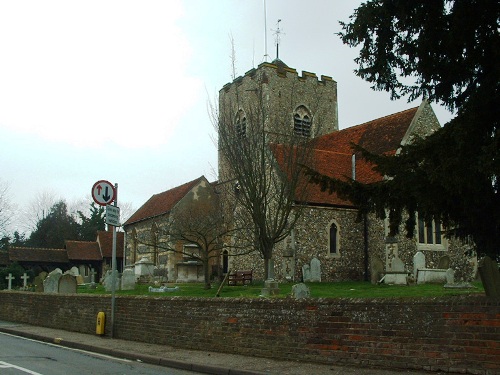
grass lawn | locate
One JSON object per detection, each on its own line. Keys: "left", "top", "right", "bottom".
{"left": 78, "top": 280, "right": 484, "bottom": 299}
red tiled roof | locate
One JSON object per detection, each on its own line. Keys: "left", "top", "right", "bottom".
{"left": 96, "top": 230, "right": 124, "bottom": 258}
{"left": 65, "top": 240, "right": 102, "bottom": 261}
{"left": 124, "top": 176, "right": 205, "bottom": 226}
{"left": 273, "top": 107, "right": 418, "bottom": 207}
{"left": 9, "top": 247, "right": 69, "bottom": 263}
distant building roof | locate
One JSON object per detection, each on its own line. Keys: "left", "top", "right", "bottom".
{"left": 9, "top": 247, "right": 69, "bottom": 264}
{"left": 97, "top": 230, "right": 124, "bottom": 259}
{"left": 123, "top": 176, "right": 206, "bottom": 226}
{"left": 65, "top": 240, "right": 102, "bottom": 261}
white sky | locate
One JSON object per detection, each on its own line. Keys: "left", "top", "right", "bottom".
{"left": 0, "top": 0, "right": 453, "bottom": 228}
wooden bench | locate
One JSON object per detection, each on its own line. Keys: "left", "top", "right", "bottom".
{"left": 227, "top": 270, "right": 253, "bottom": 286}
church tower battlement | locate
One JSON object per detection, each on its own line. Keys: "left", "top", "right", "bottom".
{"left": 219, "top": 59, "right": 339, "bottom": 140}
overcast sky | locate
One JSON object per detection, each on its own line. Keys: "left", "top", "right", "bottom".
{"left": 0, "top": 0, "right": 453, "bottom": 228}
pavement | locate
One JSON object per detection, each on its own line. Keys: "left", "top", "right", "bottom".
{"left": 0, "top": 320, "right": 448, "bottom": 375}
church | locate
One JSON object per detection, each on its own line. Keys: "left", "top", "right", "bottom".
{"left": 123, "top": 59, "right": 477, "bottom": 284}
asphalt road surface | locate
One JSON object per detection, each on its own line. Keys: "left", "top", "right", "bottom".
{"left": 0, "top": 332, "right": 198, "bottom": 375}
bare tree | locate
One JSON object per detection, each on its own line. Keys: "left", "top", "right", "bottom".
{"left": 0, "top": 180, "right": 14, "bottom": 237}
{"left": 135, "top": 180, "right": 250, "bottom": 289}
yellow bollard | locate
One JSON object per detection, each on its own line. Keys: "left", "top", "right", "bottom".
{"left": 96, "top": 311, "right": 105, "bottom": 335}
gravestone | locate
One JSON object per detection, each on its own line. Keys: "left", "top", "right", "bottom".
{"left": 43, "top": 269, "right": 63, "bottom": 293}
{"left": 478, "top": 256, "right": 500, "bottom": 298}
{"left": 302, "top": 264, "right": 311, "bottom": 282}
{"left": 310, "top": 258, "right": 321, "bottom": 282}
{"left": 76, "top": 275, "right": 85, "bottom": 285}
{"left": 121, "top": 269, "right": 136, "bottom": 291}
{"left": 34, "top": 275, "right": 45, "bottom": 293}
{"left": 445, "top": 268, "right": 455, "bottom": 285}
{"left": 58, "top": 274, "right": 77, "bottom": 294}
{"left": 438, "top": 255, "right": 451, "bottom": 269}
{"left": 291, "top": 283, "right": 310, "bottom": 299}
{"left": 385, "top": 237, "right": 399, "bottom": 270}
{"left": 68, "top": 266, "right": 79, "bottom": 276}
{"left": 413, "top": 251, "right": 426, "bottom": 279}
{"left": 384, "top": 256, "right": 407, "bottom": 285}
{"left": 103, "top": 270, "right": 121, "bottom": 292}
{"left": 5, "top": 273, "right": 14, "bottom": 290}
{"left": 21, "top": 273, "right": 29, "bottom": 289}
{"left": 260, "top": 279, "right": 280, "bottom": 297}
{"left": 370, "top": 257, "right": 384, "bottom": 284}
{"left": 148, "top": 285, "right": 179, "bottom": 293}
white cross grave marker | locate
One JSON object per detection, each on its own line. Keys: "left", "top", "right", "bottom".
{"left": 5, "top": 273, "right": 15, "bottom": 290}
{"left": 21, "top": 273, "right": 29, "bottom": 289}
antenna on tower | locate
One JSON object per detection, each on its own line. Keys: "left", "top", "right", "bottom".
{"left": 272, "top": 19, "right": 284, "bottom": 60}
{"left": 263, "top": 0, "right": 269, "bottom": 62}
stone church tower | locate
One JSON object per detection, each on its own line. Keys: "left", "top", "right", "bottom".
{"left": 217, "top": 59, "right": 339, "bottom": 181}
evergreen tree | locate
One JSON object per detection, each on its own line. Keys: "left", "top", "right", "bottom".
{"left": 78, "top": 202, "right": 105, "bottom": 241}
{"left": 307, "top": 0, "right": 499, "bottom": 258}
{"left": 28, "top": 201, "right": 79, "bottom": 248}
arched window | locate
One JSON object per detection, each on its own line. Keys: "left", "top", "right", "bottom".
{"left": 328, "top": 221, "right": 340, "bottom": 256}
{"left": 293, "top": 105, "right": 312, "bottom": 137}
{"left": 235, "top": 110, "right": 246, "bottom": 138}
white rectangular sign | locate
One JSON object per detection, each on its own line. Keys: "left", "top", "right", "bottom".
{"left": 106, "top": 205, "right": 121, "bottom": 227}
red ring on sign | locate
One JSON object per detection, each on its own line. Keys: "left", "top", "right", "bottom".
{"left": 91, "top": 180, "right": 116, "bottom": 206}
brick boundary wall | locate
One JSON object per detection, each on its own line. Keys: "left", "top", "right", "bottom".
{"left": 0, "top": 292, "right": 498, "bottom": 374}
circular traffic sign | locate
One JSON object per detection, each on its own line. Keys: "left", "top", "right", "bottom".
{"left": 92, "top": 180, "right": 116, "bottom": 206}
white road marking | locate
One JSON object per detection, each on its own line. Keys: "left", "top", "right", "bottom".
{"left": 0, "top": 360, "right": 44, "bottom": 375}
{"left": 0, "top": 331, "right": 132, "bottom": 362}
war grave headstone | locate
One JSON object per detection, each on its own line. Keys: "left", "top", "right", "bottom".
{"left": 413, "top": 251, "right": 426, "bottom": 280}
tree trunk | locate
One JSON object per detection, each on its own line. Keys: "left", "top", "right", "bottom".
{"left": 203, "top": 258, "right": 211, "bottom": 290}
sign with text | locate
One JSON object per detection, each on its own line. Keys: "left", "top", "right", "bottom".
{"left": 106, "top": 205, "right": 121, "bottom": 227}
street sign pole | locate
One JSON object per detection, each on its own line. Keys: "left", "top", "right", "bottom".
{"left": 111, "top": 183, "right": 118, "bottom": 338}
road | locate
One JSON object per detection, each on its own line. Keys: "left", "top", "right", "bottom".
{"left": 0, "top": 332, "right": 198, "bottom": 375}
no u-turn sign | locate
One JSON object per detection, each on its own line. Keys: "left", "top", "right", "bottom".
{"left": 92, "top": 180, "right": 116, "bottom": 206}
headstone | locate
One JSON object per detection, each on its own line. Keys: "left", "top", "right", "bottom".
{"left": 103, "top": 270, "right": 121, "bottom": 292}
{"left": 260, "top": 279, "right": 280, "bottom": 297}
{"left": 413, "top": 251, "right": 426, "bottom": 279}
{"left": 384, "top": 256, "right": 407, "bottom": 285}
{"left": 310, "top": 258, "right": 321, "bottom": 282}
{"left": 34, "top": 275, "right": 44, "bottom": 292}
{"left": 121, "top": 269, "right": 136, "bottom": 291}
{"left": 75, "top": 275, "right": 85, "bottom": 285}
{"left": 148, "top": 285, "right": 179, "bottom": 293}
{"left": 438, "top": 255, "right": 450, "bottom": 269}
{"left": 43, "top": 269, "right": 63, "bottom": 293}
{"left": 302, "top": 264, "right": 311, "bottom": 282}
{"left": 68, "top": 266, "right": 80, "bottom": 276}
{"left": 291, "top": 283, "right": 310, "bottom": 299}
{"left": 5, "top": 273, "right": 14, "bottom": 290}
{"left": 478, "top": 256, "right": 500, "bottom": 298}
{"left": 385, "top": 237, "right": 399, "bottom": 270}
{"left": 21, "top": 273, "right": 29, "bottom": 289}
{"left": 58, "top": 274, "right": 77, "bottom": 294}
{"left": 391, "top": 256, "right": 405, "bottom": 272}
{"left": 445, "top": 268, "right": 455, "bottom": 285}
{"left": 370, "top": 257, "right": 384, "bottom": 284}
